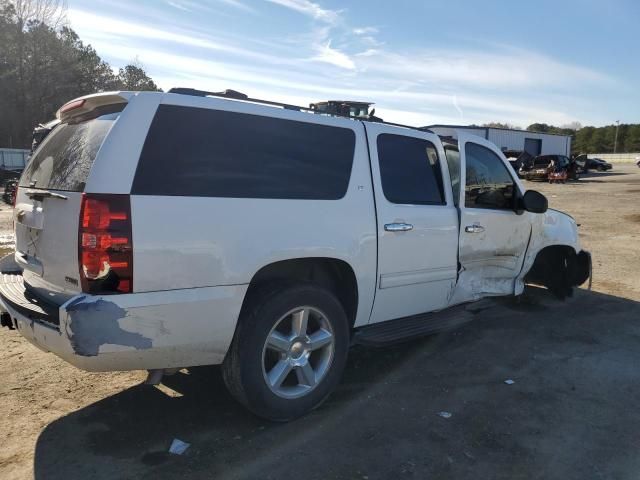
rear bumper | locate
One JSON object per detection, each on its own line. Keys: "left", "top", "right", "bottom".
{"left": 0, "top": 274, "right": 248, "bottom": 371}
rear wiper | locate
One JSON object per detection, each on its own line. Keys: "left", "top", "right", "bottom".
{"left": 23, "top": 189, "right": 68, "bottom": 201}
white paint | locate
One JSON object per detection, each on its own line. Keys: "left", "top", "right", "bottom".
{"left": 450, "top": 133, "right": 533, "bottom": 304}
{"left": 0, "top": 284, "right": 246, "bottom": 371}
{"left": 4, "top": 91, "right": 587, "bottom": 374}
{"left": 364, "top": 122, "right": 459, "bottom": 323}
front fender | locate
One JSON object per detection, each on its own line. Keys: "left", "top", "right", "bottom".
{"left": 516, "top": 209, "right": 587, "bottom": 295}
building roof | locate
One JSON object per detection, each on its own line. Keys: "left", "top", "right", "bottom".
{"left": 425, "top": 124, "right": 573, "bottom": 138}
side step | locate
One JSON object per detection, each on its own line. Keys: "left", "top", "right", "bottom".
{"left": 353, "top": 305, "right": 475, "bottom": 347}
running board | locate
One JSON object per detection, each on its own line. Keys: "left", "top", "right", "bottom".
{"left": 353, "top": 305, "right": 474, "bottom": 347}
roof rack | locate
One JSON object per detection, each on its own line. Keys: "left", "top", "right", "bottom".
{"left": 167, "top": 87, "right": 432, "bottom": 134}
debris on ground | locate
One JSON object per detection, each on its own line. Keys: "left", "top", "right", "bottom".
{"left": 168, "top": 438, "right": 190, "bottom": 455}
{"left": 437, "top": 411, "right": 452, "bottom": 419}
{"left": 504, "top": 379, "right": 515, "bottom": 385}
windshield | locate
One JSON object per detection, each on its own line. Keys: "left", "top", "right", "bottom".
{"left": 20, "top": 111, "right": 120, "bottom": 191}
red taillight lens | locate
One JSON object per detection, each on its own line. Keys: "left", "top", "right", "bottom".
{"left": 60, "top": 98, "right": 85, "bottom": 114}
{"left": 78, "top": 194, "right": 133, "bottom": 294}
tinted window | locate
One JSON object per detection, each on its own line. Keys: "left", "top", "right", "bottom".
{"left": 465, "top": 143, "right": 516, "bottom": 210}
{"left": 20, "top": 111, "right": 120, "bottom": 191}
{"left": 444, "top": 146, "right": 460, "bottom": 207}
{"left": 132, "top": 105, "right": 356, "bottom": 199}
{"left": 377, "top": 134, "right": 445, "bottom": 205}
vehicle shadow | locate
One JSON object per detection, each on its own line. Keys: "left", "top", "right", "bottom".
{"left": 34, "top": 287, "right": 640, "bottom": 480}
{"left": 577, "top": 170, "right": 629, "bottom": 181}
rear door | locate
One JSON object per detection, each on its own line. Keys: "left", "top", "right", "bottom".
{"left": 365, "top": 123, "right": 459, "bottom": 324}
{"left": 14, "top": 100, "right": 126, "bottom": 301}
{"left": 451, "top": 134, "right": 532, "bottom": 304}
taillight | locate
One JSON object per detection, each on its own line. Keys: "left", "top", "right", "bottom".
{"left": 60, "top": 98, "right": 85, "bottom": 114}
{"left": 78, "top": 194, "right": 133, "bottom": 294}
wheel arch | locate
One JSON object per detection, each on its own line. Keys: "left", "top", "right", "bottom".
{"left": 242, "top": 257, "right": 360, "bottom": 330}
{"left": 523, "top": 244, "right": 591, "bottom": 298}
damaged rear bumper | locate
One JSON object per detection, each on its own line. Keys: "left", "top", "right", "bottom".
{"left": 0, "top": 274, "right": 247, "bottom": 372}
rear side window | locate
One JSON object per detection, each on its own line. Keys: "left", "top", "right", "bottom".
{"left": 377, "top": 134, "right": 445, "bottom": 205}
{"left": 132, "top": 105, "right": 356, "bottom": 199}
{"left": 20, "top": 111, "right": 121, "bottom": 191}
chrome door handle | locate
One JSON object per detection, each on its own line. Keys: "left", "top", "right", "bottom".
{"left": 384, "top": 223, "right": 413, "bottom": 232}
{"left": 465, "top": 224, "right": 485, "bottom": 234}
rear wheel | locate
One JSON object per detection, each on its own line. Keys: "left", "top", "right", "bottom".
{"left": 223, "top": 283, "right": 350, "bottom": 421}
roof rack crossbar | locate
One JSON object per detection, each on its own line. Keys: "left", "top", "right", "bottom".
{"left": 167, "top": 87, "right": 431, "bottom": 133}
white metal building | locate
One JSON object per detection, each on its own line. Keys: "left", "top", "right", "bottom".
{"left": 0, "top": 148, "right": 29, "bottom": 169}
{"left": 427, "top": 125, "right": 572, "bottom": 157}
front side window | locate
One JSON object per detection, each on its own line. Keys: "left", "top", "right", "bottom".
{"left": 377, "top": 134, "right": 445, "bottom": 205}
{"left": 464, "top": 143, "right": 516, "bottom": 210}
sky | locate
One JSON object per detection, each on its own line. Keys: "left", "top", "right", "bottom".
{"left": 67, "top": 0, "right": 639, "bottom": 128}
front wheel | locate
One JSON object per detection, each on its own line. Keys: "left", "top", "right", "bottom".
{"left": 223, "top": 283, "right": 350, "bottom": 421}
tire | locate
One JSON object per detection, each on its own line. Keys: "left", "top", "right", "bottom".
{"left": 223, "top": 282, "right": 350, "bottom": 421}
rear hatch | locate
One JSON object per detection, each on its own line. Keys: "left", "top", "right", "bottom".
{"left": 14, "top": 96, "right": 126, "bottom": 304}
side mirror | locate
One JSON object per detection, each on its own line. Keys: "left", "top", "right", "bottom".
{"left": 522, "top": 190, "right": 548, "bottom": 214}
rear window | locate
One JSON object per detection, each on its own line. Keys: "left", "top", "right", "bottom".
{"left": 132, "top": 105, "right": 356, "bottom": 199}
{"left": 20, "top": 110, "right": 121, "bottom": 191}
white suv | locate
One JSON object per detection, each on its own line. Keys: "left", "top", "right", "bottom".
{"left": 0, "top": 89, "right": 591, "bottom": 420}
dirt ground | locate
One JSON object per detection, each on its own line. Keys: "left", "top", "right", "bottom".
{"left": 1, "top": 164, "right": 639, "bottom": 480}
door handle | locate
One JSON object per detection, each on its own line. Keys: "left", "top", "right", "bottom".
{"left": 384, "top": 223, "right": 413, "bottom": 232}
{"left": 465, "top": 224, "right": 485, "bottom": 234}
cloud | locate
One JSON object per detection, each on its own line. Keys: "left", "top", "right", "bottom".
{"left": 67, "top": 3, "right": 619, "bottom": 127}
{"left": 68, "top": 9, "right": 294, "bottom": 65}
{"left": 166, "top": 1, "right": 191, "bottom": 12}
{"left": 311, "top": 41, "right": 355, "bottom": 69}
{"left": 166, "top": 0, "right": 255, "bottom": 14}
{"left": 265, "top": 0, "right": 341, "bottom": 24}
{"left": 355, "top": 47, "right": 613, "bottom": 90}
{"left": 353, "top": 26, "right": 378, "bottom": 35}
{"left": 215, "top": 0, "right": 256, "bottom": 13}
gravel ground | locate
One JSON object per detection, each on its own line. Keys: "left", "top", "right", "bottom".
{"left": 0, "top": 164, "right": 639, "bottom": 480}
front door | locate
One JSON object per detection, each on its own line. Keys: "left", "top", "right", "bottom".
{"left": 451, "top": 134, "right": 532, "bottom": 304}
{"left": 364, "top": 123, "right": 459, "bottom": 324}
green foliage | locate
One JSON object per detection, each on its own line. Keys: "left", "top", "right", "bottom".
{"left": 482, "top": 122, "right": 522, "bottom": 130}
{"left": 526, "top": 122, "right": 640, "bottom": 154}
{"left": 0, "top": 0, "right": 160, "bottom": 148}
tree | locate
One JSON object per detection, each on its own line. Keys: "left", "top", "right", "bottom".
{"left": 115, "top": 63, "right": 161, "bottom": 91}
{"left": 561, "top": 121, "right": 582, "bottom": 131}
{"left": 482, "top": 122, "right": 522, "bottom": 130}
{"left": 527, "top": 123, "right": 551, "bottom": 133}
{"left": 624, "top": 125, "right": 640, "bottom": 152}
{"left": 0, "top": 0, "right": 160, "bottom": 148}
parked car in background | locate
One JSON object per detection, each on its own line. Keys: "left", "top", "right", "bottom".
{"left": 520, "top": 156, "right": 550, "bottom": 181}
{"left": 588, "top": 158, "right": 612, "bottom": 171}
{"left": 574, "top": 155, "right": 613, "bottom": 172}
{"left": 2, "top": 180, "right": 18, "bottom": 205}
{"left": 0, "top": 90, "right": 592, "bottom": 421}
{"left": 504, "top": 150, "right": 533, "bottom": 178}
{"left": 31, "top": 118, "right": 60, "bottom": 153}
{"left": 0, "top": 167, "right": 21, "bottom": 185}
{"left": 520, "top": 155, "right": 579, "bottom": 182}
